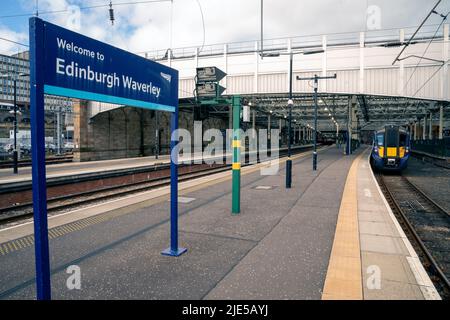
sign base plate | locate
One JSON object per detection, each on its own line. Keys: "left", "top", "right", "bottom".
{"left": 161, "top": 247, "right": 188, "bottom": 257}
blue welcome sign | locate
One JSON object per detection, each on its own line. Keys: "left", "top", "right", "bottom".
{"left": 29, "top": 17, "right": 185, "bottom": 301}
{"left": 40, "top": 19, "right": 178, "bottom": 112}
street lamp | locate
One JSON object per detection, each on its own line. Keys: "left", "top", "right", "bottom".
{"left": 1, "top": 72, "right": 28, "bottom": 174}
{"left": 297, "top": 73, "right": 337, "bottom": 171}
{"left": 286, "top": 98, "right": 293, "bottom": 188}
{"left": 262, "top": 48, "right": 324, "bottom": 187}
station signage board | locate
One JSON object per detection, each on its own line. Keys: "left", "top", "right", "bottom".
{"left": 196, "top": 66, "right": 226, "bottom": 83}
{"left": 29, "top": 17, "right": 184, "bottom": 300}
{"left": 41, "top": 20, "right": 178, "bottom": 112}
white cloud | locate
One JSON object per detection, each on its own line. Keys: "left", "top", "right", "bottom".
{"left": 1, "top": 0, "right": 449, "bottom": 56}
{"left": 0, "top": 25, "right": 28, "bottom": 55}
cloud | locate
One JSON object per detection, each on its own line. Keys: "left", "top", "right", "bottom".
{"left": 0, "top": 25, "right": 28, "bottom": 55}
{"left": 1, "top": 0, "right": 449, "bottom": 57}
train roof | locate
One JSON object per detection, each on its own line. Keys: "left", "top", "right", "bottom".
{"left": 375, "top": 126, "right": 408, "bottom": 134}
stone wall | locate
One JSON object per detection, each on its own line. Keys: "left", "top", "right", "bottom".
{"left": 73, "top": 101, "right": 228, "bottom": 161}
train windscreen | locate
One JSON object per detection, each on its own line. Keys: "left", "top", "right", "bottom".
{"left": 399, "top": 132, "right": 407, "bottom": 147}
{"left": 385, "top": 128, "right": 398, "bottom": 147}
{"left": 376, "top": 133, "right": 384, "bottom": 146}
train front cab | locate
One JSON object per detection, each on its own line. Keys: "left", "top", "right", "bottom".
{"left": 371, "top": 126, "right": 410, "bottom": 172}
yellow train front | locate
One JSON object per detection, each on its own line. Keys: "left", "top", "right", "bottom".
{"left": 370, "top": 126, "right": 410, "bottom": 172}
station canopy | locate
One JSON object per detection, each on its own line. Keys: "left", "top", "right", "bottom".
{"left": 181, "top": 93, "right": 450, "bottom": 132}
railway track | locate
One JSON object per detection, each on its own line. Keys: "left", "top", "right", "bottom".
{"left": 0, "top": 155, "right": 73, "bottom": 169}
{"left": 376, "top": 173, "right": 450, "bottom": 299}
{"left": 0, "top": 163, "right": 230, "bottom": 223}
{"left": 0, "top": 146, "right": 314, "bottom": 224}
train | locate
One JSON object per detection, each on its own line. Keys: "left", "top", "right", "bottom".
{"left": 370, "top": 125, "right": 411, "bottom": 172}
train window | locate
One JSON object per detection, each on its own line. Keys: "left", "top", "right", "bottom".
{"left": 399, "top": 133, "right": 407, "bottom": 147}
{"left": 376, "top": 133, "right": 384, "bottom": 146}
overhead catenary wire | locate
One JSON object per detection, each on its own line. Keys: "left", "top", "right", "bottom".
{"left": 0, "top": 0, "right": 172, "bottom": 19}
{"left": 0, "top": 36, "right": 29, "bottom": 47}
{"left": 411, "top": 58, "right": 450, "bottom": 98}
{"left": 392, "top": 0, "right": 443, "bottom": 65}
{"left": 401, "top": 10, "right": 449, "bottom": 94}
{"left": 195, "top": 0, "right": 206, "bottom": 55}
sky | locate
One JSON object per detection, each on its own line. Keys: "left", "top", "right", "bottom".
{"left": 0, "top": 0, "right": 449, "bottom": 56}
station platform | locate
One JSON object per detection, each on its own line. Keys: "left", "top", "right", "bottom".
{"left": 0, "top": 145, "right": 312, "bottom": 185}
{"left": 0, "top": 154, "right": 170, "bottom": 184}
{"left": 0, "top": 146, "right": 440, "bottom": 299}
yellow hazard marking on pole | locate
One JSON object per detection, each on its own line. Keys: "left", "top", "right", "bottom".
{"left": 232, "top": 140, "right": 241, "bottom": 148}
{"left": 232, "top": 163, "right": 241, "bottom": 170}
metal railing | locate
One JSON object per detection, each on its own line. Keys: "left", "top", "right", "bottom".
{"left": 140, "top": 23, "right": 446, "bottom": 61}
{"left": 412, "top": 138, "right": 450, "bottom": 158}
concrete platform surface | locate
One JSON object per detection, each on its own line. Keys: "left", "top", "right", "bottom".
{"left": 0, "top": 146, "right": 351, "bottom": 299}
{"left": 0, "top": 146, "right": 438, "bottom": 300}
{"left": 356, "top": 150, "right": 440, "bottom": 300}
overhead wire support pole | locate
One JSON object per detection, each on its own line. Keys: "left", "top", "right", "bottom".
{"left": 232, "top": 96, "right": 241, "bottom": 214}
{"left": 13, "top": 79, "right": 18, "bottom": 174}
{"left": 392, "top": 0, "right": 442, "bottom": 65}
{"left": 296, "top": 74, "right": 337, "bottom": 171}
{"left": 260, "top": 0, "right": 263, "bottom": 59}
{"left": 286, "top": 52, "right": 293, "bottom": 188}
{"left": 260, "top": 48, "right": 324, "bottom": 179}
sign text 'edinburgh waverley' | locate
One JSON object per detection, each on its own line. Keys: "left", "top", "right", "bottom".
{"left": 42, "top": 20, "right": 178, "bottom": 112}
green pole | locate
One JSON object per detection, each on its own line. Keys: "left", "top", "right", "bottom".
{"left": 232, "top": 96, "right": 241, "bottom": 214}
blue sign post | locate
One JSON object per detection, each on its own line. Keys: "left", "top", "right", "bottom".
{"left": 29, "top": 17, "right": 186, "bottom": 300}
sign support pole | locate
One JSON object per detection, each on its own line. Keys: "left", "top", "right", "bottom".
{"left": 162, "top": 106, "right": 187, "bottom": 257}
{"left": 30, "top": 17, "right": 51, "bottom": 300}
{"left": 232, "top": 96, "right": 241, "bottom": 214}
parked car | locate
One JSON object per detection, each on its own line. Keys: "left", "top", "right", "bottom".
{"left": 3, "top": 116, "right": 14, "bottom": 123}
{"left": 45, "top": 143, "right": 56, "bottom": 153}
{"left": 64, "top": 142, "right": 74, "bottom": 152}
{"left": 20, "top": 144, "right": 32, "bottom": 156}
{"left": 3, "top": 143, "right": 13, "bottom": 153}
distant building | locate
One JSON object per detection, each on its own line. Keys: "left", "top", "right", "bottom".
{"left": 0, "top": 51, "right": 73, "bottom": 112}
{"left": 0, "top": 52, "right": 74, "bottom": 140}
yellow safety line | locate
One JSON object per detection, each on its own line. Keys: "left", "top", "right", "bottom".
{"left": 6, "top": 242, "right": 14, "bottom": 252}
{"left": 23, "top": 237, "right": 32, "bottom": 246}
{"left": 322, "top": 153, "right": 364, "bottom": 300}
{"left": 60, "top": 225, "right": 72, "bottom": 235}
{"left": 19, "top": 238, "right": 27, "bottom": 248}
{"left": 13, "top": 240, "right": 21, "bottom": 250}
